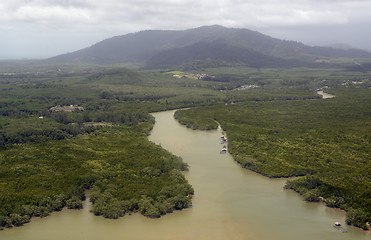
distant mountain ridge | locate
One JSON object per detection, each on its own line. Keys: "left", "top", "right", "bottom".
{"left": 46, "top": 25, "right": 371, "bottom": 68}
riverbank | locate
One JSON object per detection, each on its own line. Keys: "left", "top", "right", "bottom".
{"left": 172, "top": 89, "right": 371, "bottom": 230}
{"left": 0, "top": 109, "right": 368, "bottom": 240}
{"left": 0, "top": 124, "right": 193, "bottom": 230}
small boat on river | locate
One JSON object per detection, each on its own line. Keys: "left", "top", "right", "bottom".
{"left": 334, "top": 222, "right": 347, "bottom": 233}
{"left": 220, "top": 146, "right": 227, "bottom": 154}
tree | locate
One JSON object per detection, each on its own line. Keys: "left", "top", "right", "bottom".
{"left": 325, "top": 196, "right": 345, "bottom": 208}
{"left": 101, "top": 200, "right": 126, "bottom": 219}
{"left": 66, "top": 196, "right": 83, "bottom": 209}
{"left": 138, "top": 196, "right": 161, "bottom": 218}
{"left": 303, "top": 191, "right": 320, "bottom": 202}
{"left": 345, "top": 208, "right": 369, "bottom": 230}
{"left": 8, "top": 214, "right": 30, "bottom": 227}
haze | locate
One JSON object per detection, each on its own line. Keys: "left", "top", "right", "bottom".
{"left": 1, "top": 0, "right": 370, "bottom": 59}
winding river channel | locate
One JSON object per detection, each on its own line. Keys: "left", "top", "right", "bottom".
{"left": 0, "top": 110, "right": 369, "bottom": 240}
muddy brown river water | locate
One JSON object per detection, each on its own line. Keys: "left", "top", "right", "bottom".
{"left": 0, "top": 110, "right": 369, "bottom": 240}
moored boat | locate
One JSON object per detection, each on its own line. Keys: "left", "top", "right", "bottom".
{"left": 334, "top": 222, "right": 347, "bottom": 233}
{"left": 220, "top": 146, "right": 227, "bottom": 153}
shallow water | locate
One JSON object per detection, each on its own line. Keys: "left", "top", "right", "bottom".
{"left": 0, "top": 110, "right": 369, "bottom": 240}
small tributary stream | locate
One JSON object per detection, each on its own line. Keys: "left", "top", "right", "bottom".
{"left": 0, "top": 110, "right": 369, "bottom": 240}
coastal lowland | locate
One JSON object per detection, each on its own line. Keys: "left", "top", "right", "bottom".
{"left": 0, "top": 25, "right": 370, "bottom": 231}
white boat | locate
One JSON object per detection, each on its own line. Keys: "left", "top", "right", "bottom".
{"left": 334, "top": 222, "right": 347, "bottom": 232}
{"left": 220, "top": 146, "right": 227, "bottom": 153}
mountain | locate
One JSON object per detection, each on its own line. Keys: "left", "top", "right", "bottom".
{"left": 46, "top": 25, "right": 371, "bottom": 68}
{"left": 146, "top": 40, "right": 300, "bottom": 69}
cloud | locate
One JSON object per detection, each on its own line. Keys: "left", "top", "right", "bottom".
{"left": 1, "top": 0, "right": 370, "bottom": 58}
{"left": 1, "top": 0, "right": 370, "bottom": 30}
{"left": 14, "top": 5, "right": 93, "bottom": 24}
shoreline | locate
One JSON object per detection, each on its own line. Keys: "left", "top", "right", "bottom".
{"left": 172, "top": 108, "right": 370, "bottom": 233}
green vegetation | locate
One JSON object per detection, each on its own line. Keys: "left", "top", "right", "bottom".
{"left": 0, "top": 65, "right": 200, "bottom": 228}
{"left": 174, "top": 88, "right": 371, "bottom": 229}
{"left": 0, "top": 124, "right": 193, "bottom": 227}
{"left": 346, "top": 208, "right": 370, "bottom": 230}
{"left": 0, "top": 61, "right": 370, "bottom": 230}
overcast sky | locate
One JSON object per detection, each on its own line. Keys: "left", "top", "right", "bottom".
{"left": 1, "top": 0, "right": 370, "bottom": 59}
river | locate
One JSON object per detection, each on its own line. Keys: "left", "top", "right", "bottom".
{"left": 0, "top": 110, "right": 369, "bottom": 240}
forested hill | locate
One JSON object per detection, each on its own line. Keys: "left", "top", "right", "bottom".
{"left": 46, "top": 25, "right": 371, "bottom": 67}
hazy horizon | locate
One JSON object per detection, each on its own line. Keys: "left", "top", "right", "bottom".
{"left": 1, "top": 0, "right": 370, "bottom": 59}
